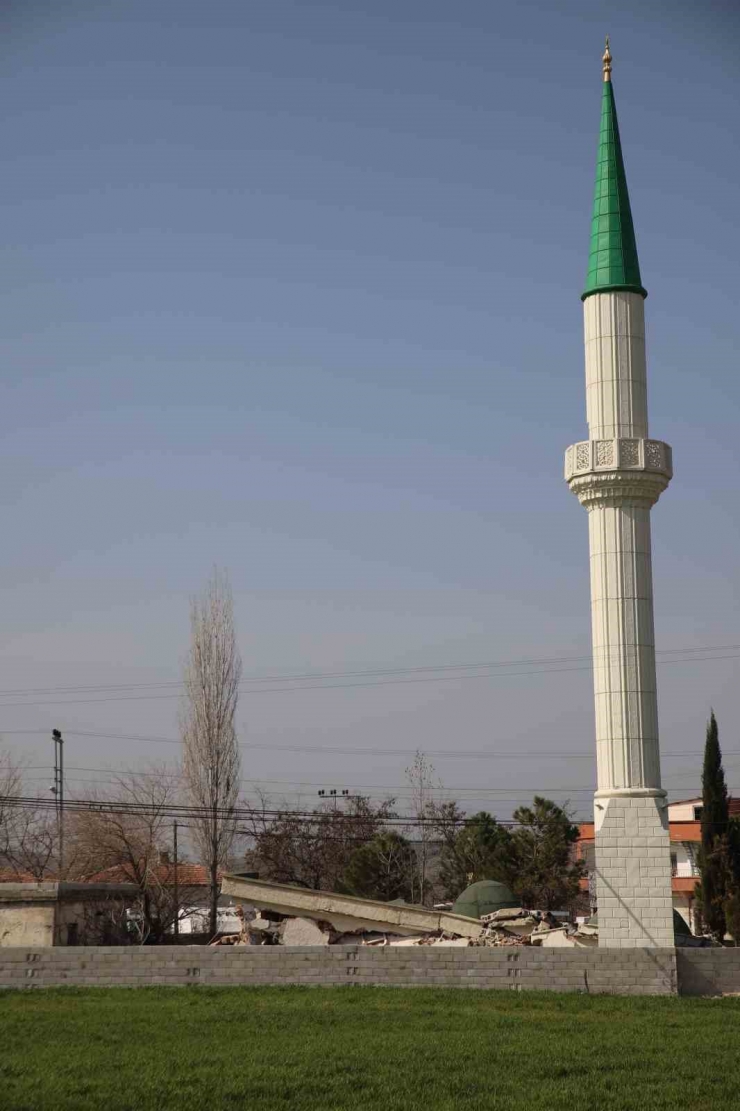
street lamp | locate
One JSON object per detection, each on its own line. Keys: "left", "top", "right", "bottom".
{"left": 317, "top": 788, "right": 351, "bottom": 812}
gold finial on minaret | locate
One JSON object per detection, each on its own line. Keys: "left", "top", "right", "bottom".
{"left": 603, "top": 35, "right": 612, "bottom": 82}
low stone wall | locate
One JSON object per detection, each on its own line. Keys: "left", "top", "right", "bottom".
{"left": 676, "top": 949, "right": 740, "bottom": 996}
{"left": 0, "top": 946, "right": 676, "bottom": 995}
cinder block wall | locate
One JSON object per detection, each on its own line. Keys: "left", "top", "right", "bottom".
{"left": 0, "top": 946, "right": 677, "bottom": 995}
{"left": 676, "top": 949, "right": 740, "bottom": 996}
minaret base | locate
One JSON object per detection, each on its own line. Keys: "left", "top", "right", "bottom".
{"left": 593, "top": 792, "right": 674, "bottom": 948}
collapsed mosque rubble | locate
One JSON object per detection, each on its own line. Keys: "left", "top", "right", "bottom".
{"left": 215, "top": 875, "right": 601, "bottom": 949}
{"left": 218, "top": 875, "right": 485, "bottom": 941}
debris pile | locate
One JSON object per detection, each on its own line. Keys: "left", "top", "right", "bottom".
{"left": 211, "top": 874, "right": 706, "bottom": 949}
{"left": 208, "top": 905, "right": 600, "bottom": 948}
{"left": 471, "top": 907, "right": 598, "bottom": 948}
{"left": 209, "top": 905, "right": 284, "bottom": 946}
{"left": 217, "top": 875, "right": 486, "bottom": 944}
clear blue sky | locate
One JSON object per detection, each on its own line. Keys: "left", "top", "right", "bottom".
{"left": 1, "top": 0, "right": 738, "bottom": 819}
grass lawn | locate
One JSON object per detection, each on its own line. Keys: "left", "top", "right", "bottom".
{"left": 1, "top": 987, "right": 739, "bottom": 1111}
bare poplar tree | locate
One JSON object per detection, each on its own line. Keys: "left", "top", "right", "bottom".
{"left": 405, "top": 749, "right": 439, "bottom": 906}
{"left": 180, "top": 569, "right": 242, "bottom": 936}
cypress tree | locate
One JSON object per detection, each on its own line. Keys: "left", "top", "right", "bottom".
{"left": 698, "top": 711, "right": 729, "bottom": 940}
{"left": 724, "top": 819, "right": 740, "bottom": 945}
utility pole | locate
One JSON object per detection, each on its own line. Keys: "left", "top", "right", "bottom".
{"left": 173, "top": 820, "right": 179, "bottom": 941}
{"left": 52, "top": 729, "right": 64, "bottom": 878}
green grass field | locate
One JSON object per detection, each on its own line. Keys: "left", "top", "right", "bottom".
{"left": 1, "top": 987, "right": 738, "bottom": 1111}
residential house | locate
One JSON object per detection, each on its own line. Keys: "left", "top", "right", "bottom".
{"left": 86, "top": 856, "right": 244, "bottom": 939}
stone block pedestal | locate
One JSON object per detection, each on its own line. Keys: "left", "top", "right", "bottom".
{"left": 594, "top": 793, "right": 674, "bottom": 947}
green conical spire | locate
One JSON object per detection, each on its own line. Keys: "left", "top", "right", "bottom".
{"left": 582, "top": 40, "right": 646, "bottom": 301}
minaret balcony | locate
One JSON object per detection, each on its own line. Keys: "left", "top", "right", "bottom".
{"left": 564, "top": 437, "right": 672, "bottom": 482}
{"left": 564, "top": 437, "right": 672, "bottom": 508}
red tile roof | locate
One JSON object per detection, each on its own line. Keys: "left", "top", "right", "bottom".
{"left": 0, "top": 869, "right": 38, "bottom": 883}
{"left": 83, "top": 862, "right": 218, "bottom": 887}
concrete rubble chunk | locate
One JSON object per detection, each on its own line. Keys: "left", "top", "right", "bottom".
{"left": 479, "top": 929, "right": 530, "bottom": 947}
{"left": 538, "top": 927, "right": 576, "bottom": 948}
{"left": 280, "top": 917, "right": 335, "bottom": 946}
{"left": 249, "top": 916, "right": 273, "bottom": 932}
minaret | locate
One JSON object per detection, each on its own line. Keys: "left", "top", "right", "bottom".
{"left": 565, "top": 40, "right": 674, "bottom": 948}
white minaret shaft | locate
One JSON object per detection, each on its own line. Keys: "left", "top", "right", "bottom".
{"left": 585, "top": 292, "right": 661, "bottom": 794}
{"left": 565, "top": 42, "right": 675, "bottom": 948}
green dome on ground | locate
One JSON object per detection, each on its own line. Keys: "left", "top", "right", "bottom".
{"left": 452, "top": 880, "right": 518, "bottom": 920}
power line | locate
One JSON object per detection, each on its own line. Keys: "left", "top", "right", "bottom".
{"left": 0, "top": 641, "right": 736, "bottom": 698}
{"left": 0, "top": 645, "right": 737, "bottom": 708}
{"left": 0, "top": 794, "right": 528, "bottom": 826}
{"left": 18, "top": 766, "right": 600, "bottom": 793}
{"left": 19, "top": 763, "right": 712, "bottom": 796}
{"left": 21, "top": 774, "right": 597, "bottom": 796}
{"left": 5, "top": 727, "right": 740, "bottom": 763}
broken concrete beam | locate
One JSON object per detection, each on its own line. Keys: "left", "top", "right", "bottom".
{"left": 220, "top": 876, "right": 484, "bottom": 939}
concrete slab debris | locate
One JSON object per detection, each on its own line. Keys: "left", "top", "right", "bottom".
{"left": 216, "top": 877, "right": 614, "bottom": 951}
{"left": 220, "top": 875, "right": 484, "bottom": 939}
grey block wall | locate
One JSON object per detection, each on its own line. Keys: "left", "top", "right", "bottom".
{"left": 0, "top": 946, "right": 676, "bottom": 995}
{"left": 676, "top": 949, "right": 740, "bottom": 997}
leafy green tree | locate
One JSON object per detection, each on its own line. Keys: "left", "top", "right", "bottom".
{"left": 509, "top": 796, "right": 585, "bottom": 911}
{"left": 430, "top": 804, "right": 515, "bottom": 901}
{"left": 340, "top": 832, "right": 417, "bottom": 903}
{"left": 696, "top": 711, "right": 729, "bottom": 941}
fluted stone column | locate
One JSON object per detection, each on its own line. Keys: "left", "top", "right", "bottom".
{"left": 564, "top": 43, "right": 675, "bottom": 948}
